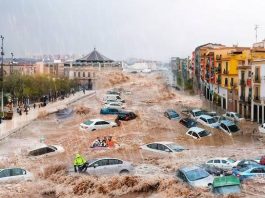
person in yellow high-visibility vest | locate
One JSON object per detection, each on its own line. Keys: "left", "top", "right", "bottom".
{"left": 73, "top": 153, "right": 88, "bottom": 173}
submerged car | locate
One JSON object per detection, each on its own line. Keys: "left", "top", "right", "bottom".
{"left": 219, "top": 120, "right": 240, "bottom": 135}
{"left": 176, "top": 166, "right": 214, "bottom": 188}
{"left": 212, "top": 176, "right": 241, "bottom": 195}
{"left": 199, "top": 164, "right": 227, "bottom": 176}
{"left": 197, "top": 115, "right": 220, "bottom": 128}
{"left": 186, "top": 127, "right": 212, "bottom": 139}
{"left": 56, "top": 108, "right": 73, "bottom": 119}
{"left": 232, "top": 165, "right": 265, "bottom": 181}
{"left": 140, "top": 141, "right": 185, "bottom": 154}
{"left": 117, "top": 111, "right": 137, "bottom": 121}
{"left": 164, "top": 109, "right": 180, "bottom": 120}
{"left": 236, "top": 160, "right": 260, "bottom": 169}
{"left": 0, "top": 168, "right": 34, "bottom": 183}
{"left": 79, "top": 119, "right": 117, "bottom": 131}
{"left": 179, "top": 118, "right": 197, "bottom": 128}
{"left": 190, "top": 109, "right": 205, "bottom": 119}
{"left": 28, "top": 145, "right": 64, "bottom": 157}
{"left": 258, "top": 123, "right": 265, "bottom": 134}
{"left": 103, "top": 102, "right": 125, "bottom": 109}
{"left": 86, "top": 158, "right": 134, "bottom": 175}
{"left": 100, "top": 107, "right": 123, "bottom": 115}
{"left": 222, "top": 112, "right": 244, "bottom": 122}
{"left": 206, "top": 158, "right": 239, "bottom": 170}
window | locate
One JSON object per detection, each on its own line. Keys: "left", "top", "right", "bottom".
{"left": 221, "top": 123, "right": 228, "bottom": 131}
{"left": 157, "top": 144, "right": 168, "bottom": 151}
{"left": 94, "top": 121, "right": 102, "bottom": 125}
{"left": 221, "top": 160, "right": 227, "bottom": 164}
{"left": 192, "top": 132, "right": 199, "bottom": 138}
{"left": 100, "top": 121, "right": 109, "bottom": 125}
{"left": 74, "top": 72, "right": 76, "bottom": 77}
{"left": 207, "top": 160, "right": 213, "bottom": 163}
{"left": 0, "top": 169, "right": 11, "bottom": 178}
{"left": 200, "top": 117, "right": 207, "bottom": 122}
{"left": 214, "top": 160, "right": 220, "bottom": 163}
{"left": 95, "top": 159, "right": 109, "bottom": 166}
{"left": 231, "top": 78, "right": 234, "bottom": 86}
{"left": 109, "top": 159, "right": 123, "bottom": 165}
{"left": 88, "top": 72, "right": 90, "bottom": 77}
{"left": 147, "top": 143, "right": 158, "bottom": 150}
{"left": 83, "top": 72, "right": 85, "bottom": 77}
{"left": 78, "top": 72, "right": 80, "bottom": 77}
{"left": 251, "top": 168, "right": 265, "bottom": 173}
{"left": 188, "top": 131, "right": 192, "bottom": 135}
{"left": 11, "top": 168, "right": 24, "bottom": 176}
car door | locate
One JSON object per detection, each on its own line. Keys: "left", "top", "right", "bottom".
{"left": 0, "top": 169, "right": 11, "bottom": 182}
{"left": 108, "top": 159, "right": 123, "bottom": 174}
{"left": 146, "top": 143, "right": 158, "bottom": 152}
{"left": 157, "top": 144, "right": 170, "bottom": 153}
{"left": 100, "top": 121, "right": 111, "bottom": 129}
{"left": 213, "top": 160, "right": 221, "bottom": 168}
{"left": 10, "top": 168, "right": 25, "bottom": 181}
{"left": 94, "top": 121, "right": 104, "bottom": 129}
{"left": 221, "top": 160, "right": 228, "bottom": 169}
{"left": 90, "top": 159, "right": 109, "bottom": 175}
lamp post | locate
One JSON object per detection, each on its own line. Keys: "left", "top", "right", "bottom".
{"left": 0, "top": 35, "right": 4, "bottom": 117}
{"left": 10, "top": 52, "right": 14, "bottom": 74}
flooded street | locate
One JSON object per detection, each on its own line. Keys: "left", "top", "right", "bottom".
{"left": 0, "top": 71, "right": 263, "bottom": 197}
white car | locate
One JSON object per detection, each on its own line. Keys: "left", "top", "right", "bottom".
{"left": 103, "top": 102, "right": 125, "bottom": 109}
{"left": 86, "top": 158, "right": 134, "bottom": 175}
{"left": 190, "top": 109, "right": 205, "bottom": 120}
{"left": 186, "top": 127, "right": 212, "bottom": 139}
{"left": 258, "top": 123, "right": 265, "bottom": 134}
{"left": 140, "top": 141, "right": 185, "bottom": 154}
{"left": 222, "top": 112, "right": 245, "bottom": 122}
{"left": 206, "top": 158, "right": 239, "bottom": 170}
{"left": 103, "top": 95, "right": 125, "bottom": 103}
{"left": 79, "top": 119, "right": 117, "bottom": 132}
{"left": 0, "top": 168, "right": 34, "bottom": 183}
{"left": 219, "top": 121, "right": 240, "bottom": 135}
{"left": 28, "top": 145, "right": 64, "bottom": 157}
{"left": 197, "top": 115, "right": 220, "bottom": 128}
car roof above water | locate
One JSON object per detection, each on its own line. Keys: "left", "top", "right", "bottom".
{"left": 179, "top": 166, "right": 201, "bottom": 173}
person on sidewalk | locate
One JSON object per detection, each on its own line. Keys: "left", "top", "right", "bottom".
{"left": 33, "top": 103, "right": 36, "bottom": 109}
{"left": 73, "top": 153, "right": 88, "bottom": 173}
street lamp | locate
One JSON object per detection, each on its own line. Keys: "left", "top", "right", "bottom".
{"left": 10, "top": 52, "right": 14, "bottom": 74}
{"left": 0, "top": 35, "right": 4, "bottom": 117}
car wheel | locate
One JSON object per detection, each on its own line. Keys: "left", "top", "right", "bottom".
{"left": 119, "top": 170, "right": 129, "bottom": 175}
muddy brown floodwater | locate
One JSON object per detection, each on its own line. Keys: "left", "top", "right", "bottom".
{"left": 0, "top": 71, "right": 264, "bottom": 198}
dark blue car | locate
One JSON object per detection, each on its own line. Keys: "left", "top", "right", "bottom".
{"left": 100, "top": 107, "right": 122, "bottom": 115}
{"left": 164, "top": 109, "right": 180, "bottom": 120}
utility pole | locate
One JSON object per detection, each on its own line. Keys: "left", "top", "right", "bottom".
{"left": 0, "top": 35, "right": 4, "bottom": 117}
{"left": 10, "top": 52, "right": 14, "bottom": 74}
{"left": 255, "top": 24, "right": 259, "bottom": 42}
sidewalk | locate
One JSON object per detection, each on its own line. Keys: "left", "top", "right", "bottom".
{"left": 0, "top": 90, "right": 96, "bottom": 141}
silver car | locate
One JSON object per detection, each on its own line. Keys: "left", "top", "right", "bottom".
{"left": 177, "top": 166, "right": 214, "bottom": 188}
{"left": 86, "top": 158, "right": 134, "bottom": 175}
{"left": 0, "top": 168, "right": 34, "bottom": 183}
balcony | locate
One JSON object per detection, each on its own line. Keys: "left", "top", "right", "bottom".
{"left": 254, "top": 96, "right": 261, "bottom": 103}
{"left": 254, "top": 76, "right": 261, "bottom": 83}
{"left": 223, "top": 70, "right": 229, "bottom": 75}
{"left": 240, "top": 79, "right": 246, "bottom": 86}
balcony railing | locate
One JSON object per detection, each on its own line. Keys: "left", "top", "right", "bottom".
{"left": 254, "top": 76, "right": 261, "bottom": 83}
{"left": 254, "top": 96, "right": 260, "bottom": 102}
{"left": 223, "top": 70, "right": 229, "bottom": 75}
{"left": 240, "top": 79, "right": 246, "bottom": 86}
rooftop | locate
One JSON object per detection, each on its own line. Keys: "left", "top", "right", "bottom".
{"left": 76, "top": 48, "right": 113, "bottom": 63}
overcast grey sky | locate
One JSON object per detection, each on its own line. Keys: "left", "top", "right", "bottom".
{"left": 1, "top": 0, "right": 265, "bottom": 61}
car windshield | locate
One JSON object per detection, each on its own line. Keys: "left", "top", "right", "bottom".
{"left": 228, "top": 125, "right": 239, "bottom": 132}
{"left": 169, "top": 111, "right": 179, "bottom": 118}
{"left": 238, "top": 166, "right": 250, "bottom": 172}
{"left": 198, "top": 130, "right": 210, "bottom": 137}
{"left": 234, "top": 113, "right": 242, "bottom": 118}
{"left": 187, "top": 120, "right": 196, "bottom": 126}
{"left": 228, "top": 158, "right": 236, "bottom": 163}
{"left": 207, "top": 118, "right": 216, "bottom": 124}
{"left": 83, "top": 120, "right": 93, "bottom": 125}
{"left": 185, "top": 168, "right": 209, "bottom": 181}
{"left": 214, "top": 185, "right": 241, "bottom": 195}
{"left": 195, "top": 111, "right": 203, "bottom": 117}
{"left": 167, "top": 144, "right": 184, "bottom": 152}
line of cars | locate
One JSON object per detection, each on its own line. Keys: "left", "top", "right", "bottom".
{"left": 79, "top": 89, "right": 137, "bottom": 132}
{"left": 164, "top": 108, "right": 242, "bottom": 138}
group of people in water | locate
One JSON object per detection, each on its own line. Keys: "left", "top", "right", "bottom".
{"left": 91, "top": 136, "right": 119, "bottom": 148}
